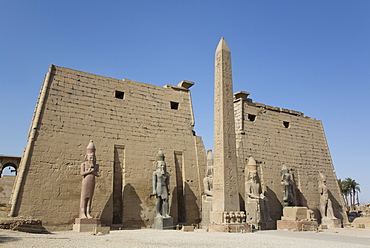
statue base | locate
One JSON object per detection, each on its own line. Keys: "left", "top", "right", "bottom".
{"left": 153, "top": 216, "right": 174, "bottom": 230}
{"left": 320, "top": 217, "right": 341, "bottom": 229}
{"left": 206, "top": 223, "right": 252, "bottom": 233}
{"left": 277, "top": 220, "right": 318, "bottom": 231}
{"left": 246, "top": 220, "right": 276, "bottom": 230}
{"left": 281, "top": 207, "right": 314, "bottom": 221}
{"left": 200, "top": 195, "right": 212, "bottom": 228}
{"left": 258, "top": 221, "right": 276, "bottom": 230}
{"left": 277, "top": 207, "right": 318, "bottom": 231}
{"left": 208, "top": 211, "right": 252, "bottom": 233}
{"left": 352, "top": 217, "right": 370, "bottom": 228}
{"left": 73, "top": 218, "right": 100, "bottom": 232}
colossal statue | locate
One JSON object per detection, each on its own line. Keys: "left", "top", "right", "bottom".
{"left": 245, "top": 156, "right": 271, "bottom": 227}
{"left": 281, "top": 164, "right": 295, "bottom": 207}
{"left": 152, "top": 149, "right": 170, "bottom": 217}
{"left": 79, "top": 140, "right": 100, "bottom": 219}
{"left": 318, "top": 172, "right": 341, "bottom": 227}
{"left": 203, "top": 149, "right": 214, "bottom": 197}
{"left": 318, "top": 172, "right": 329, "bottom": 219}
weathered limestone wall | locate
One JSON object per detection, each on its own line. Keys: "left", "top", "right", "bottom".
{"left": 234, "top": 94, "right": 347, "bottom": 223}
{"left": 12, "top": 65, "right": 205, "bottom": 229}
{"left": 0, "top": 176, "right": 15, "bottom": 205}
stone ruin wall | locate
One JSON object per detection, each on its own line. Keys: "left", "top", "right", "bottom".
{"left": 234, "top": 95, "right": 347, "bottom": 223}
{"left": 0, "top": 176, "right": 15, "bottom": 205}
{"left": 12, "top": 65, "right": 206, "bottom": 230}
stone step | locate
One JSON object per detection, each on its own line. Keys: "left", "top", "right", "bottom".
{"left": 0, "top": 217, "right": 48, "bottom": 233}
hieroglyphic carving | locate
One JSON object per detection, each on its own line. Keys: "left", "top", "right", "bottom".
{"left": 212, "top": 37, "right": 240, "bottom": 213}
{"left": 209, "top": 38, "right": 249, "bottom": 232}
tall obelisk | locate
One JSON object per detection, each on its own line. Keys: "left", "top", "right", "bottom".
{"left": 209, "top": 38, "right": 250, "bottom": 232}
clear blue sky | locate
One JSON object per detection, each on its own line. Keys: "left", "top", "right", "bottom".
{"left": 1, "top": 1, "right": 369, "bottom": 203}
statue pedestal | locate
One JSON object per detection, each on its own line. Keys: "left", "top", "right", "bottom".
{"left": 277, "top": 220, "right": 318, "bottom": 231}
{"left": 73, "top": 218, "right": 100, "bottom": 232}
{"left": 245, "top": 198, "right": 274, "bottom": 230}
{"left": 208, "top": 211, "right": 252, "bottom": 233}
{"left": 153, "top": 216, "right": 174, "bottom": 230}
{"left": 259, "top": 221, "right": 276, "bottom": 230}
{"left": 352, "top": 217, "right": 370, "bottom": 228}
{"left": 200, "top": 195, "right": 212, "bottom": 228}
{"left": 277, "top": 207, "right": 318, "bottom": 231}
{"left": 206, "top": 223, "right": 251, "bottom": 233}
{"left": 321, "top": 217, "right": 341, "bottom": 229}
{"left": 281, "top": 207, "right": 311, "bottom": 221}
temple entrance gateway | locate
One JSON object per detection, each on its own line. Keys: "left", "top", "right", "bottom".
{"left": 112, "top": 145, "right": 125, "bottom": 225}
{"left": 174, "top": 151, "right": 186, "bottom": 224}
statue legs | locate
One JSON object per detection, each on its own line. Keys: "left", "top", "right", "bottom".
{"left": 86, "top": 198, "right": 93, "bottom": 219}
{"left": 261, "top": 198, "right": 272, "bottom": 222}
{"left": 320, "top": 202, "right": 327, "bottom": 219}
{"left": 163, "top": 198, "right": 169, "bottom": 217}
{"left": 79, "top": 208, "right": 87, "bottom": 219}
{"left": 156, "top": 197, "right": 162, "bottom": 217}
{"left": 80, "top": 197, "right": 93, "bottom": 219}
{"left": 79, "top": 196, "right": 87, "bottom": 218}
{"left": 156, "top": 197, "right": 169, "bottom": 217}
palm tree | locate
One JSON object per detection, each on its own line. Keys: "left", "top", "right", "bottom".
{"left": 344, "top": 177, "right": 360, "bottom": 209}
{"left": 338, "top": 179, "right": 350, "bottom": 209}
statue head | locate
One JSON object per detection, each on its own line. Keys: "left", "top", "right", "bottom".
{"left": 281, "top": 164, "right": 289, "bottom": 173}
{"left": 319, "top": 172, "right": 326, "bottom": 184}
{"left": 206, "top": 149, "right": 214, "bottom": 177}
{"left": 156, "top": 149, "right": 165, "bottom": 162}
{"left": 207, "top": 149, "right": 214, "bottom": 166}
{"left": 85, "top": 140, "right": 96, "bottom": 164}
{"left": 156, "top": 149, "right": 166, "bottom": 174}
{"left": 157, "top": 161, "right": 166, "bottom": 174}
{"left": 246, "top": 155, "right": 258, "bottom": 181}
{"left": 281, "top": 164, "right": 291, "bottom": 180}
{"left": 250, "top": 171, "right": 257, "bottom": 181}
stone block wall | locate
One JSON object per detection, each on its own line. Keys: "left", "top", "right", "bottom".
{"left": 0, "top": 176, "right": 15, "bottom": 205}
{"left": 234, "top": 95, "right": 347, "bottom": 223}
{"left": 11, "top": 65, "right": 205, "bottom": 229}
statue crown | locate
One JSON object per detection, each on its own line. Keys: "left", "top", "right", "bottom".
{"left": 156, "top": 149, "right": 165, "bottom": 161}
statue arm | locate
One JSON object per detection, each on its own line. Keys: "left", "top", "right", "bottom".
{"left": 81, "top": 163, "right": 100, "bottom": 177}
{"left": 280, "top": 174, "right": 285, "bottom": 185}
{"left": 246, "top": 183, "right": 259, "bottom": 199}
{"left": 248, "top": 192, "right": 260, "bottom": 199}
{"left": 80, "top": 163, "right": 92, "bottom": 176}
{"left": 166, "top": 173, "right": 170, "bottom": 195}
{"left": 92, "top": 164, "right": 100, "bottom": 177}
{"left": 152, "top": 172, "right": 157, "bottom": 195}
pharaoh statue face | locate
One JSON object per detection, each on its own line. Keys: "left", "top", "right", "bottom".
{"left": 86, "top": 152, "right": 96, "bottom": 164}
{"left": 250, "top": 171, "right": 257, "bottom": 181}
{"left": 157, "top": 161, "right": 166, "bottom": 174}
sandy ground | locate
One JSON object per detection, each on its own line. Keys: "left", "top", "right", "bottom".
{"left": 1, "top": 228, "right": 370, "bottom": 248}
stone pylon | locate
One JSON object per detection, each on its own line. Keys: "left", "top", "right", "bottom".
{"left": 208, "top": 37, "right": 250, "bottom": 232}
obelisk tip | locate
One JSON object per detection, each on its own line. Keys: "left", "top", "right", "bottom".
{"left": 216, "top": 37, "right": 230, "bottom": 52}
